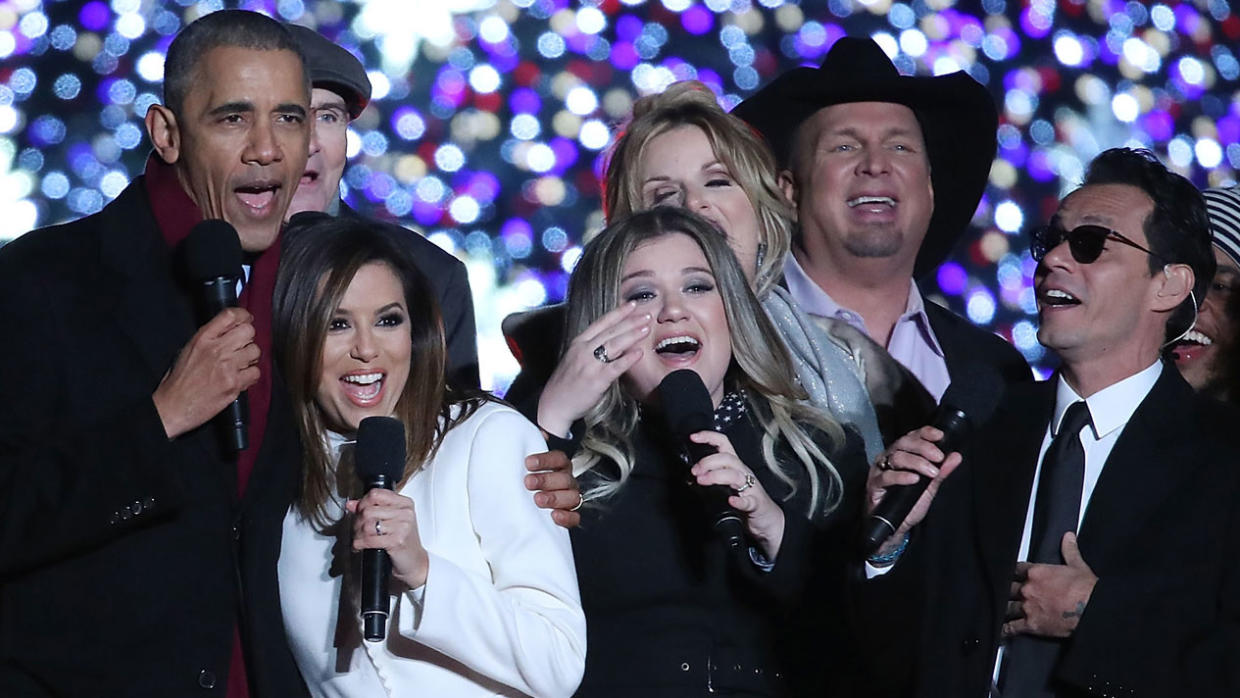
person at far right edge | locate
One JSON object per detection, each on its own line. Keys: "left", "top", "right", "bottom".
{"left": 1167, "top": 185, "right": 1240, "bottom": 405}
{"left": 861, "top": 147, "right": 1240, "bottom": 697}
{"left": 734, "top": 37, "right": 1031, "bottom": 406}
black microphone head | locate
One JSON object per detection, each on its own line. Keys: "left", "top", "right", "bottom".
{"left": 939, "top": 364, "right": 1005, "bottom": 425}
{"left": 656, "top": 369, "right": 714, "bottom": 438}
{"left": 355, "top": 416, "right": 407, "bottom": 483}
{"left": 183, "top": 219, "right": 243, "bottom": 281}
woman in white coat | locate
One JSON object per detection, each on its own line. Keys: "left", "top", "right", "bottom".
{"left": 272, "top": 215, "right": 586, "bottom": 697}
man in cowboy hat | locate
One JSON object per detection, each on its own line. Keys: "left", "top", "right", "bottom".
{"left": 734, "top": 37, "right": 1030, "bottom": 402}
{"left": 282, "top": 24, "right": 481, "bottom": 389}
{"left": 1168, "top": 185, "right": 1240, "bottom": 402}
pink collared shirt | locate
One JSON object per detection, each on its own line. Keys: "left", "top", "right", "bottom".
{"left": 783, "top": 253, "right": 951, "bottom": 402}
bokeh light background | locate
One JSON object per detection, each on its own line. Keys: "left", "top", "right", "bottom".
{"left": 3, "top": 0, "right": 1239, "bottom": 391}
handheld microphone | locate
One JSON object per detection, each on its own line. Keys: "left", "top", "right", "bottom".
{"left": 355, "top": 416, "right": 406, "bottom": 642}
{"left": 183, "top": 219, "right": 248, "bottom": 451}
{"left": 860, "top": 369, "right": 1003, "bottom": 558}
{"left": 656, "top": 369, "right": 746, "bottom": 552}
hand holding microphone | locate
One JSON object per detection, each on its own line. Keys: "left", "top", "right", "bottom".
{"left": 860, "top": 369, "right": 1003, "bottom": 560}
{"left": 863, "top": 426, "right": 965, "bottom": 560}
{"left": 657, "top": 369, "right": 785, "bottom": 557}
{"left": 688, "top": 429, "right": 786, "bottom": 561}
{"left": 153, "top": 220, "right": 258, "bottom": 443}
{"left": 350, "top": 416, "right": 426, "bottom": 642}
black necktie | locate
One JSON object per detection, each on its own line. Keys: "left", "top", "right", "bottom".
{"left": 1001, "top": 400, "right": 1092, "bottom": 697}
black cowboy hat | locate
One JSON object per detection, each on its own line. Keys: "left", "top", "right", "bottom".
{"left": 732, "top": 37, "right": 998, "bottom": 278}
{"left": 286, "top": 24, "right": 372, "bottom": 119}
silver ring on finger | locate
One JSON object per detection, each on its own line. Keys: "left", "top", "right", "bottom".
{"left": 570, "top": 492, "right": 585, "bottom": 512}
{"left": 593, "top": 344, "right": 611, "bottom": 364}
{"left": 879, "top": 453, "right": 893, "bottom": 470}
{"left": 736, "top": 473, "right": 756, "bottom": 493}
{"left": 375, "top": 519, "right": 383, "bottom": 536}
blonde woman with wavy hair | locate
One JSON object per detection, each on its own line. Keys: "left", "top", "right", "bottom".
{"left": 559, "top": 207, "right": 866, "bottom": 697}
{"left": 566, "top": 208, "right": 844, "bottom": 514}
{"left": 604, "top": 81, "right": 792, "bottom": 299}
{"left": 533, "top": 80, "right": 902, "bottom": 467}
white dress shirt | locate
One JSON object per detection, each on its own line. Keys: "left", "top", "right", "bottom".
{"left": 991, "top": 360, "right": 1163, "bottom": 688}
{"left": 279, "top": 401, "right": 587, "bottom": 698}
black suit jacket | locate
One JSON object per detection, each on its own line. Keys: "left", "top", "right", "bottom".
{"left": 856, "top": 367, "right": 1240, "bottom": 697}
{"left": 923, "top": 298, "right": 1033, "bottom": 390}
{"left": 334, "top": 203, "right": 479, "bottom": 389}
{"left": 0, "top": 180, "right": 306, "bottom": 696}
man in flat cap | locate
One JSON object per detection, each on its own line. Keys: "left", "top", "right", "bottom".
{"left": 284, "top": 24, "right": 479, "bottom": 390}
{"left": 734, "top": 37, "right": 1030, "bottom": 402}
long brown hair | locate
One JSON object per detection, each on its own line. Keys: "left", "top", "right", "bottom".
{"left": 273, "top": 215, "right": 484, "bottom": 527}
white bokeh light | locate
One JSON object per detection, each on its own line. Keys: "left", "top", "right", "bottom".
{"left": 579, "top": 119, "right": 610, "bottom": 150}
{"left": 1053, "top": 33, "right": 1084, "bottom": 66}
{"left": 449, "top": 195, "right": 480, "bottom": 224}
{"left": 469, "top": 65, "right": 501, "bottom": 94}
{"left": 478, "top": 16, "right": 509, "bottom": 43}
{"left": 526, "top": 143, "right": 555, "bottom": 173}
{"left": 367, "top": 71, "right": 392, "bottom": 100}
{"left": 1111, "top": 93, "right": 1139, "bottom": 123}
{"left": 1195, "top": 138, "right": 1223, "bottom": 169}
{"left": 136, "top": 52, "right": 164, "bottom": 83}
{"left": 899, "top": 29, "right": 928, "bottom": 58}
{"left": 116, "top": 13, "right": 146, "bottom": 40}
{"left": 577, "top": 7, "right": 606, "bottom": 34}
{"left": 565, "top": 86, "right": 599, "bottom": 115}
{"left": 0, "top": 106, "right": 18, "bottom": 134}
{"left": 994, "top": 201, "right": 1025, "bottom": 234}
{"left": 0, "top": 199, "right": 37, "bottom": 241}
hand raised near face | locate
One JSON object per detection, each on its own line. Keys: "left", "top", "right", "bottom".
{"left": 153, "top": 308, "right": 260, "bottom": 439}
{"left": 537, "top": 301, "right": 651, "bottom": 438}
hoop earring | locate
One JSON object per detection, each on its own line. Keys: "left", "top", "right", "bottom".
{"left": 1161, "top": 290, "right": 1199, "bottom": 349}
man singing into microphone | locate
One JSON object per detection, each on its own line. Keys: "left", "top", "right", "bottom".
{"left": 0, "top": 11, "right": 310, "bottom": 696}
{"left": 858, "top": 148, "right": 1240, "bottom": 696}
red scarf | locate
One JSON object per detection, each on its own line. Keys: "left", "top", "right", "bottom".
{"left": 144, "top": 154, "right": 279, "bottom": 497}
{"left": 144, "top": 154, "right": 284, "bottom": 698}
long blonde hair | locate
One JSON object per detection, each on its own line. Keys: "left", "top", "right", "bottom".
{"left": 603, "top": 80, "right": 793, "bottom": 299}
{"left": 565, "top": 208, "right": 846, "bottom": 517}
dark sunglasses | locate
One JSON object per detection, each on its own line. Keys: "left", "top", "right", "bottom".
{"left": 1030, "top": 223, "right": 1166, "bottom": 264}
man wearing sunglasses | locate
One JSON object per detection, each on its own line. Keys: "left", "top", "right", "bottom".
{"left": 858, "top": 148, "right": 1240, "bottom": 697}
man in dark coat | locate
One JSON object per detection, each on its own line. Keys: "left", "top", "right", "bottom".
{"left": 282, "top": 24, "right": 479, "bottom": 389}
{"left": 734, "top": 37, "right": 1031, "bottom": 403}
{"left": 0, "top": 11, "right": 309, "bottom": 696}
{"left": 861, "top": 148, "right": 1240, "bottom": 697}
